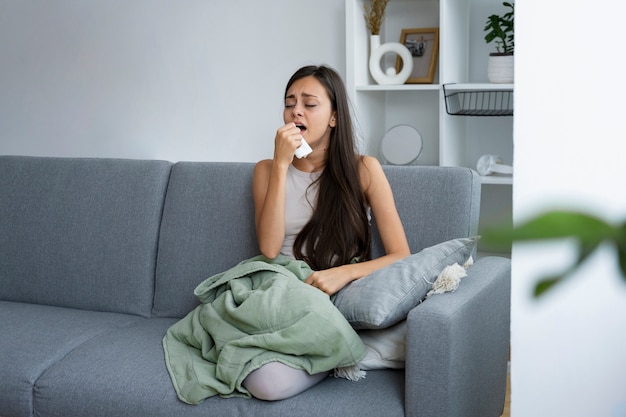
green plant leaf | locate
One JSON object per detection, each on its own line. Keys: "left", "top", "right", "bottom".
{"left": 618, "top": 222, "right": 626, "bottom": 283}
{"left": 512, "top": 211, "right": 614, "bottom": 243}
{"left": 534, "top": 276, "right": 563, "bottom": 297}
{"left": 482, "top": 210, "right": 626, "bottom": 298}
{"left": 484, "top": 1, "right": 514, "bottom": 54}
{"left": 532, "top": 237, "right": 600, "bottom": 297}
{"left": 482, "top": 210, "right": 614, "bottom": 249}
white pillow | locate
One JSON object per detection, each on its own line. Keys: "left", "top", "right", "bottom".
{"left": 358, "top": 320, "right": 407, "bottom": 370}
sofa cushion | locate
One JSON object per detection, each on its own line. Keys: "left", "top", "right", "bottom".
{"left": 0, "top": 156, "right": 172, "bottom": 316}
{"left": 358, "top": 320, "right": 407, "bottom": 370}
{"left": 373, "top": 166, "right": 481, "bottom": 257}
{"left": 154, "top": 164, "right": 481, "bottom": 319}
{"left": 333, "top": 237, "right": 478, "bottom": 329}
{"left": 0, "top": 301, "right": 143, "bottom": 417}
{"left": 153, "top": 162, "right": 260, "bottom": 318}
{"left": 33, "top": 318, "right": 406, "bottom": 417}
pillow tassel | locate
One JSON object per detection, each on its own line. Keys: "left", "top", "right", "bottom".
{"left": 426, "top": 262, "right": 468, "bottom": 297}
{"left": 333, "top": 364, "right": 367, "bottom": 381}
{"left": 463, "top": 255, "right": 474, "bottom": 269}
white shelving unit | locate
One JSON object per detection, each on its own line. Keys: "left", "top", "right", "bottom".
{"left": 346, "top": 0, "right": 514, "bottom": 254}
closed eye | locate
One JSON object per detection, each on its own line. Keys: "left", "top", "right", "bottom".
{"left": 284, "top": 104, "right": 317, "bottom": 109}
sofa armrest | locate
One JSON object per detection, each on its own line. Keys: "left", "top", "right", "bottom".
{"left": 404, "top": 256, "right": 511, "bottom": 417}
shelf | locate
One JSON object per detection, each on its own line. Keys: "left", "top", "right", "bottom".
{"left": 356, "top": 83, "right": 512, "bottom": 93}
{"left": 443, "top": 83, "right": 514, "bottom": 91}
{"left": 356, "top": 84, "right": 440, "bottom": 91}
{"left": 347, "top": 0, "right": 513, "bottom": 256}
{"left": 443, "top": 84, "right": 513, "bottom": 116}
{"left": 480, "top": 176, "right": 513, "bottom": 185}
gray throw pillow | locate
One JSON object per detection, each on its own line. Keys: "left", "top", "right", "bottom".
{"left": 333, "top": 236, "right": 478, "bottom": 329}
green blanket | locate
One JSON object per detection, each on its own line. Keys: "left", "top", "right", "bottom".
{"left": 162, "top": 255, "right": 367, "bottom": 404}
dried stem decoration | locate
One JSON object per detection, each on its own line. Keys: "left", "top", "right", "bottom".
{"left": 364, "top": 0, "right": 390, "bottom": 35}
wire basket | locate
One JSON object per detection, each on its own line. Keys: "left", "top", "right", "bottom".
{"left": 444, "top": 86, "right": 513, "bottom": 116}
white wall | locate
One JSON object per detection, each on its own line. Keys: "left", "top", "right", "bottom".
{"left": 0, "top": 0, "right": 345, "bottom": 162}
{"left": 514, "top": 0, "right": 626, "bottom": 416}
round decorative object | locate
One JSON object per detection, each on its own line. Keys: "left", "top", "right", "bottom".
{"left": 369, "top": 35, "right": 413, "bottom": 85}
{"left": 476, "top": 154, "right": 513, "bottom": 176}
{"left": 487, "top": 53, "right": 514, "bottom": 83}
{"left": 380, "top": 125, "right": 423, "bottom": 165}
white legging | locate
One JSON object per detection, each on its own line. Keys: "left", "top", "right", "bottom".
{"left": 242, "top": 361, "right": 329, "bottom": 401}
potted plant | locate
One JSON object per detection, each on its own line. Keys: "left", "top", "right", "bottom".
{"left": 484, "top": 1, "right": 514, "bottom": 83}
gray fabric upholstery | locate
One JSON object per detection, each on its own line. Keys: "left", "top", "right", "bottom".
{"left": 0, "top": 156, "right": 171, "bottom": 316}
{"left": 334, "top": 237, "right": 478, "bottom": 329}
{"left": 405, "top": 256, "right": 511, "bottom": 417}
{"left": 154, "top": 164, "right": 480, "bottom": 319}
{"left": 0, "top": 156, "right": 510, "bottom": 417}
{"left": 375, "top": 165, "right": 481, "bottom": 257}
{"left": 0, "top": 301, "right": 143, "bottom": 417}
{"left": 152, "top": 162, "right": 259, "bottom": 318}
{"left": 34, "top": 318, "right": 405, "bottom": 417}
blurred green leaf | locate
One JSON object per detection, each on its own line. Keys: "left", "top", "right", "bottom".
{"left": 483, "top": 210, "right": 626, "bottom": 298}
{"left": 531, "top": 237, "right": 600, "bottom": 297}
{"left": 618, "top": 222, "right": 626, "bottom": 283}
{"left": 534, "top": 276, "right": 562, "bottom": 297}
{"left": 513, "top": 211, "right": 613, "bottom": 241}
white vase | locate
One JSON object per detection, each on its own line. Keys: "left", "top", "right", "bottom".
{"left": 368, "top": 35, "right": 413, "bottom": 85}
{"left": 487, "top": 53, "right": 514, "bottom": 83}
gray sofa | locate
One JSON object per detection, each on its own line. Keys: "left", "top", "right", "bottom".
{"left": 0, "top": 155, "right": 510, "bottom": 417}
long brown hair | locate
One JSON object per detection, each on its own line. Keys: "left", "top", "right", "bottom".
{"left": 289, "top": 65, "right": 371, "bottom": 270}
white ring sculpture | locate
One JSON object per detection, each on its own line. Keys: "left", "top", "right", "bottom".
{"left": 369, "top": 36, "right": 413, "bottom": 85}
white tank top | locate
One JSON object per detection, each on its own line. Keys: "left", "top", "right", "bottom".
{"left": 281, "top": 164, "right": 321, "bottom": 259}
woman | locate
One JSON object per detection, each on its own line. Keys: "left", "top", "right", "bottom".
{"left": 245, "top": 65, "right": 410, "bottom": 400}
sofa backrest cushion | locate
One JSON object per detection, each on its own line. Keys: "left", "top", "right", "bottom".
{"left": 0, "top": 156, "right": 172, "bottom": 317}
{"left": 373, "top": 165, "right": 481, "bottom": 258}
{"left": 152, "top": 162, "right": 259, "bottom": 318}
{"left": 153, "top": 163, "right": 480, "bottom": 318}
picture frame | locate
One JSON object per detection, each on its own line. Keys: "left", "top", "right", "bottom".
{"left": 396, "top": 28, "right": 440, "bottom": 84}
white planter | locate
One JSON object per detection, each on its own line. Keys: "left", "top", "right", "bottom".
{"left": 368, "top": 35, "right": 413, "bottom": 85}
{"left": 487, "top": 53, "right": 514, "bottom": 84}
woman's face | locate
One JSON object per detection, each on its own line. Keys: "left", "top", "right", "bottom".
{"left": 284, "top": 76, "right": 336, "bottom": 148}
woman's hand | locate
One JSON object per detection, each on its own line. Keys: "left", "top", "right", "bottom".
{"left": 304, "top": 266, "right": 354, "bottom": 296}
{"left": 274, "top": 123, "right": 303, "bottom": 167}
